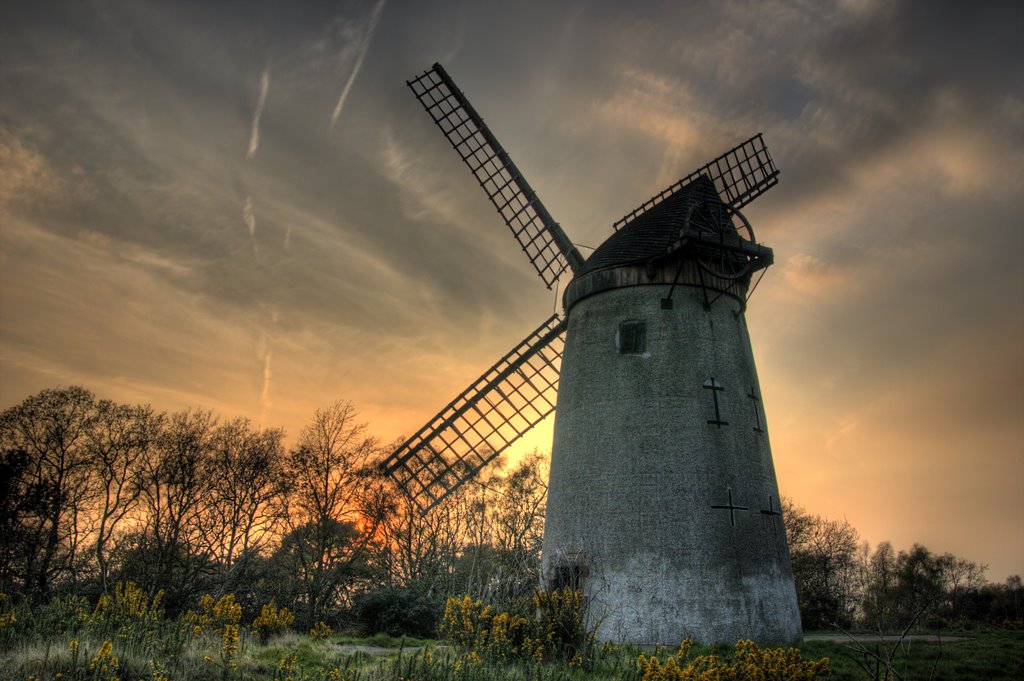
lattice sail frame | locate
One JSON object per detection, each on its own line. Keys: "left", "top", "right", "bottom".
{"left": 613, "top": 133, "right": 779, "bottom": 231}
{"left": 379, "top": 315, "right": 567, "bottom": 514}
{"left": 407, "top": 63, "right": 583, "bottom": 288}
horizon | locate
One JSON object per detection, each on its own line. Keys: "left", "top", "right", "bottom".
{"left": 1, "top": 0, "right": 1022, "bottom": 581}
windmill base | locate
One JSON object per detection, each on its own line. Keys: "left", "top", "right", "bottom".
{"left": 542, "top": 279, "right": 802, "bottom": 646}
{"left": 544, "top": 550, "right": 802, "bottom": 645}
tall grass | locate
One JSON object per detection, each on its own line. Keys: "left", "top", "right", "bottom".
{"left": 0, "top": 584, "right": 848, "bottom": 680}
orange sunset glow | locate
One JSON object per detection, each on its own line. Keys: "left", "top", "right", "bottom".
{"left": 1, "top": 0, "right": 1022, "bottom": 585}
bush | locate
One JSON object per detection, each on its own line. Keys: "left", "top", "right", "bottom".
{"left": 90, "top": 581, "right": 164, "bottom": 632}
{"left": 441, "top": 588, "right": 593, "bottom": 666}
{"left": 351, "top": 586, "right": 442, "bottom": 638}
{"left": 309, "top": 620, "right": 333, "bottom": 639}
{"left": 633, "top": 639, "right": 831, "bottom": 681}
{"left": 252, "top": 602, "right": 295, "bottom": 643}
{"left": 530, "top": 587, "right": 593, "bottom": 664}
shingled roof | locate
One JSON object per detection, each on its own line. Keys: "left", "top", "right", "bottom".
{"left": 581, "top": 175, "right": 725, "bottom": 275}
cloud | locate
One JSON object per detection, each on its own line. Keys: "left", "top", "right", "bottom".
{"left": 0, "top": 130, "right": 66, "bottom": 206}
{"left": 329, "top": 0, "right": 387, "bottom": 130}
{"left": 258, "top": 333, "right": 272, "bottom": 427}
{"left": 76, "top": 228, "right": 192, "bottom": 279}
{"left": 595, "top": 69, "right": 706, "bottom": 187}
{"left": 381, "top": 125, "right": 466, "bottom": 228}
{"left": 0, "top": 216, "right": 256, "bottom": 415}
{"left": 781, "top": 253, "right": 846, "bottom": 293}
{"left": 246, "top": 67, "right": 270, "bottom": 159}
{"left": 243, "top": 196, "right": 256, "bottom": 237}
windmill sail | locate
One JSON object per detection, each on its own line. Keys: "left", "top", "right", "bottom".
{"left": 613, "top": 133, "right": 779, "bottom": 231}
{"left": 407, "top": 63, "right": 584, "bottom": 288}
{"left": 379, "top": 314, "right": 566, "bottom": 513}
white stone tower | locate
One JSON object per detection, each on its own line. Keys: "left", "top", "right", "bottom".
{"left": 380, "top": 63, "right": 801, "bottom": 645}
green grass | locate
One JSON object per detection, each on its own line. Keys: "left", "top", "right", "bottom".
{"left": 332, "top": 632, "right": 439, "bottom": 649}
{"left": 798, "top": 629, "right": 1024, "bottom": 681}
{"left": 1, "top": 626, "right": 1021, "bottom": 679}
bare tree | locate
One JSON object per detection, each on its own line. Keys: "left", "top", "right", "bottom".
{"left": 936, "top": 552, "right": 987, "bottom": 617}
{"left": 87, "top": 400, "right": 162, "bottom": 593}
{"left": 199, "top": 418, "right": 287, "bottom": 590}
{"left": 278, "top": 401, "right": 380, "bottom": 626}
{"left": 370, "top": 451, "right": 548, "bottom": 604}
{"left": 0, "top": 448, "right": 37, "bottom": 592}
{"left": 490, "top": 452, "right": 547, "bottom": 556}
{"left": 372, "top": 479, "right": 470, "bottom": 593}
{"left": 0, "top": 387, "right": 97, "bottom": 598}
{"left": 861, "top": 540, "right": 898, "bottom": 628}
{"left": 133, "top": 409, "right": 216, "bottom": 608}
{"left": 783, "top": 498, "right": 861, "bottom": 629}
{"left": 485, "top": 450, "right": 548, "bottom": 601}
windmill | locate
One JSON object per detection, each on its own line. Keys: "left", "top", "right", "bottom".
{"left": 379, "top": 63, "right": 801, "bottom": 645}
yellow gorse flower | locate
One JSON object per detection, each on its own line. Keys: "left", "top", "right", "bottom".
{"left": 636, "top": 639, "right": 830, "bottom": 681}
{"left": 88, "top": 640, "right": 119, "bottom": 678}
{"left": 309, "top": 620, "right": 333, "bottom": 640}
{"left": 183, "top": 592, "right": 241, "bottom": 639}
{"left": 441, "top": 588, "right": 592, "bottom": 666}
{"left": 150, "top": 658, "right": 170, "bottom": 681}
{"left": 212, "top": 593, "right": 241, "bottom": 624}
{"left": 277, "top": 653, "right": 298, "bottom": 681}
{"left": 252, "top": 602, "right": 295, "bottom": 641}
{"left": 222, "top": 623, "right": 239, "bottom": 655}
{"left": 90, "top": 581, "right": 164, "bottom": 627}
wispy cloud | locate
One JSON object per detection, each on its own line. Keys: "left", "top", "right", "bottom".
{"left": 242, "top": 195, "right": 259, "bottom": 257}
{"left": 243, "top": 195, "right": 256, "bottom": 237}
{"left": 329, "top": 0, "right": 386, "bottom": 130}
{"left": 0, "top": 130, "right": 65, "bottom": 206}
{"left": 246, "top": 67, "right": 270, "bottom": 159}
{"left": 781, "top": 253, "right": 846, "bottom": 294}
{"left": 258, "top": 333, "right": 272, "bottom": 427}
{"left": 381, "top": 125, "right": 465, "bottom": 228}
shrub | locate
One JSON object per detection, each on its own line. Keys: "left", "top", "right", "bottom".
{"left": 351, "top": 585, "right": 441, "bottom": 638}
{"left": 2, "top": 593, "right": 92, "bottom": 642}
{"left": 182, "top": 593, "right": 241, "bottom": 638}
{"left": 634, "top": 638, "right": 830, "bottom": 681}
{"left": 309, "top": 620, "right": 333, "bottom": 640}
{"left": 441, "top": 595, "right": 493, "bottom": 650}
{"left": 87, "top": 639, "right": 120, "bottom": 679}
{"left": 0, "top": 592, "right": 17, "bottom": 635}
{"left": 529, "top": 587, "right": 593, "bottom": 663}
{"left": 252, "top": 602, "right": 296, "bottom": 643}
{"left": 441, "top": 588, "right": 593, "bottom": 666}
{"left": 90, "top": 581, "right": 164, "bottom": 633}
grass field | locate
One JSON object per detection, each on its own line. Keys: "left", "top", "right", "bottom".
{"left": 2, "top": 629, "right": 1022, "bottom": 680}
{"left": 801, "top": 629, "right": 1024, "bottom": 680}
{"left": 2, "top": 587, "right": 1021, "bottom": 680}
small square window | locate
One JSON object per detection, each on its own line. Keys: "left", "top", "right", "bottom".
{"left": 552, "top": 563, "right": 587, "bottom": 590}
{"left": 618, "top": 320, "right": 646, "bottom": 354}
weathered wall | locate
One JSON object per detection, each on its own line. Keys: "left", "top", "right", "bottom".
{"left": 542, "top": 269, "right": 801, "bottom": 644}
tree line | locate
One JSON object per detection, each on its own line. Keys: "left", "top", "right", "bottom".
{"left": 0, "top": 386, "right": 546, "bottom": 635}
{"left": 785, "top": 499, "right": 1022, "bottom": 631}
{"left": 1, "top": 385, "right": 1020, "bottom": 635}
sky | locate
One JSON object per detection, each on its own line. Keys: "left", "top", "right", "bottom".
{"left": 1, "top": 0, "right": 1022, "bottom": 580}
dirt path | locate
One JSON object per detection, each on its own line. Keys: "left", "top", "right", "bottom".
{"left": 803, "top": 633, "right": 969, "bottom": 643}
